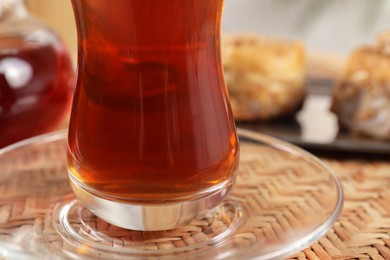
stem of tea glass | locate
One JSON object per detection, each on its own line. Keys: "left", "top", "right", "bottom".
{"left": 68, "top": 0, "right": 238, "bottom": 231}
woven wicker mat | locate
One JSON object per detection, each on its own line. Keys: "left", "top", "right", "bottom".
{"left": 0, "top": 137, "right": 389, "bottom": 259}
{"left": 289, "top": 159, "right": 390, "bottom": 260}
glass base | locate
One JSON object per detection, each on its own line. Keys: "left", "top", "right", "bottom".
{"left": 68, "top": 174, "right": 235, "bottom": 231}
{"left": 54, "top": 199, "right": 243, "bottom": 258}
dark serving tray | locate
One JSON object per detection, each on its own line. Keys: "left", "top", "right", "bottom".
{"left": 237, "top": 80, "right": 390, "bottom": 155}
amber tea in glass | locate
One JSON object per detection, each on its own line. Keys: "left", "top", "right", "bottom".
{"left": 68, "top": 0, "right": 238, "bottom": 230}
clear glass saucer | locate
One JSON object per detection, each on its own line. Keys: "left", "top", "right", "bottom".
{"left": 0, "top": 129, "right": 343, "bottom": 260}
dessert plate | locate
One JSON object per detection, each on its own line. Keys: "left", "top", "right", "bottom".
{"left": 0, "top": 129, "right": 343, "bottom": 259}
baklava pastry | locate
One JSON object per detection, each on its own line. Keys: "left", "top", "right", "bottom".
{"left": 222, "top": 35, "right": 306, "bottom": 121}
{"left": 331, "top": 32, "right": 390, "bottom": 140}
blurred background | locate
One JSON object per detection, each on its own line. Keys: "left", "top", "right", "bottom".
{"left": 26, "top": 0, "right": 390, "bottom": 66}
{"left": 223, "top": 0, "right": 390, "bottom": 53}
{"left": 25, "top": 0, "right": 77, "bottom": 63}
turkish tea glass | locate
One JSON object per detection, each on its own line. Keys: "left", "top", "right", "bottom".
{"left": 67, "top": 0, "right": 239, "bottom": 231}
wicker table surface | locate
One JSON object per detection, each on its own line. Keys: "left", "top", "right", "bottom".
{"left": 0, "top": 131, "right": 389, "bottom": 259}
{"left": 290, "top": 158, "right": 390, "bottom": 260}
{"left": 57, "top": 116, "right": 390, "bottom": 258}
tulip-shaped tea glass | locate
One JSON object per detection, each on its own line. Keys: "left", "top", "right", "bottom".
{"left": 67, "top": 0, "right": 239, "bottom": 231}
